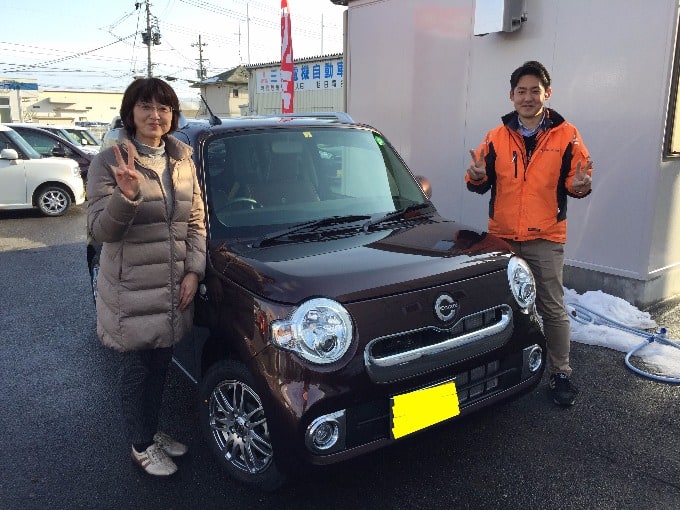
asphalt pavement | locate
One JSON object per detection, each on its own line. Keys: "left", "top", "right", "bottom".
{"left": 0, "top": 205, "right": 678, "bottom": 510}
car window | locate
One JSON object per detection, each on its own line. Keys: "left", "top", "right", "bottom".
{"left": 17, "top": 131, "right": 73, "bottom": 158}
{"left": 202, "top": 126, "right": 427, "bottom": 239}
{"left": 0, "top": 130, "right": 42, "bottom": 159}
{"left": 42, "top": 128, "right": 73, "bottom": 145}
{"left": 0, "top": 132, "right": 14, "bottom": 152}
{"left": 65, "top": 128, "right": 100, "bottom": 147}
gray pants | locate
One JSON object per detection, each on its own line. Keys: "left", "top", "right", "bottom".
{"left": 119, "top": 347, "right": 173, "bottom": 446}
{"left": 505, "top": 239, "right": 572, "bottom": 376}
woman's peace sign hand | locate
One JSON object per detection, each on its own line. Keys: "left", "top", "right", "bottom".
{"left": 112, "top": 140, "right": 141, "bottom": 200}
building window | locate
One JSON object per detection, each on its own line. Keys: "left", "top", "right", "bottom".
{"left": 233, "top": 89, "right": 239, "bottom": 98}
{"left": 666, "top": 7, "right": 680, "bottom": 156}
{"left": 0, "top": 97, "right": 9, "bottom": 123}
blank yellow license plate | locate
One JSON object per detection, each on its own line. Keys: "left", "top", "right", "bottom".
{"left": 391, "top": 381, "right": 460, "bottom": 440}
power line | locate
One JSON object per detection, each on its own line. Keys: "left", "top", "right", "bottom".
{"left": 2, "top": 1, "right": 345, "bottom": 90}
{"left": 0, "top": 35, "right": 136, "bottom": 74}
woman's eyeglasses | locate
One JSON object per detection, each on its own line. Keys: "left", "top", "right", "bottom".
{"left": 136, "top": 102, "right": 173, "bottom": 114}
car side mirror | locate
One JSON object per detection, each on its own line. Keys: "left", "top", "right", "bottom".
{"left": 52, "top": 147, "right": 67, "bottom": 157}
{"left": 416, "top": 175, "right": 432, "bottom": 199}
{"left": 1, "top": 148, "right": 19, "bottom": 161}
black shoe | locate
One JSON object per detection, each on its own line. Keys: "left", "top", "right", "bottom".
{"left": 549, "top": 373, "right": 579, "bottom": 406}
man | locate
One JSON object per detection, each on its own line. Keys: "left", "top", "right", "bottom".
{"left": 466, "top": 60, "right": 593, "bottom": 406}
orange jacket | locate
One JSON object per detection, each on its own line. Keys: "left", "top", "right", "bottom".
{"left": 466, "top": 108, "right": 592, "bottom": 243}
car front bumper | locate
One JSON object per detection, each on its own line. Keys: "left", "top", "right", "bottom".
{"left": 250, "top": 308, "right": 546, "bottom": 471}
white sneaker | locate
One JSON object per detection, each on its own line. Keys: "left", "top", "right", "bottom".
{"left": 131, "top": 443, "right": 178, "bottom": 476}
{"left": 153, "top": 431, "right": 188, "bottom": 457}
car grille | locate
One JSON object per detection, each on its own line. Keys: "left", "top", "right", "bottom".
{"left": 364, "top": 305, "right": 513, "bottom": 384}
{"left": 345, "top": 357, "right": 516, "bottom": 448}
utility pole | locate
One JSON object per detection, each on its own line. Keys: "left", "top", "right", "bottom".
{"left": 137, "top": 0, "right": 161, "bottom": 77}
{"left": 246, "top": 2, "right": 251, "bottom": 65}
{"left": 235, "top": 23, "right": 242, "bottom": 63}
{"left": 145, "top": 1, "right": 152, "bottom": 77}
{"left": 192, "top": 35, "right": 208, "bottom": 81}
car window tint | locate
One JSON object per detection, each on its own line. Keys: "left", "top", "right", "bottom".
{"left": 16, "top": 131, "right": 59, "bottom": 157}
{"left": 2, "top": 130, "right": 41, "bottom": 158}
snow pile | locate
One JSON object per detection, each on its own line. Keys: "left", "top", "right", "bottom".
{"left": 564, "top": 288, "right": 680, "bottom": 378}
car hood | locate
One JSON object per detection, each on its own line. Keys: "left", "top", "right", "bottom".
{"left": 209, "top": 218, "right": 514, "bottom": 305}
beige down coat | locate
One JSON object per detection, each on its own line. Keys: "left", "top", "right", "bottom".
{"left": 86, "top": 134, "right": 206, "bottom": 352}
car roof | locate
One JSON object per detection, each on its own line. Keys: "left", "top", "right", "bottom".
{"left": 11, "top": 122, "right": 76, "bottom": 130}
{"left": 177, "top": 112, "right": 361, "bottom": 136}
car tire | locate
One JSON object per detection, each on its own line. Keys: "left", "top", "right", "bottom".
{"left": 36, "top": 185, "right": 71, "bottom": 216}
{"left": 90, "top": 262, "right": 99, "bottom": 304}
{"left": 199, "top": 359, "right": 286, "bottom": 491}
{"left": 86, "top": 241, "right": 101, "bottom": 306}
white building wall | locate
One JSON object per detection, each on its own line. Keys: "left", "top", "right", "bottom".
{"left": 198, "top": 84, "right": 247, "bottom": 117}
{"left": 28, "top": 90, "right": 123, "bottom": 124}
{"left": 342, "top": 0, "right": 680, "bottom": 305}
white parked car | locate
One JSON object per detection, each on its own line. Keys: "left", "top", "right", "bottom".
{"left": 0, "top": 124, "right": 85, "bottom": 216}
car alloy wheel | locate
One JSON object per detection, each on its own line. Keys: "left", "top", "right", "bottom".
{"left": 37, "top": 186, "right": 71, "bottom": 216}
{"left": 209, "top": 378, "right": 272, "bottom": 473}
{"left": 199, "top": 360, "right": 285, "bottom": 491}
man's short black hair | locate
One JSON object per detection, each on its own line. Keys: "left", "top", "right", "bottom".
{"left": 510, "top": 61, "right": 551, "bottom": 90}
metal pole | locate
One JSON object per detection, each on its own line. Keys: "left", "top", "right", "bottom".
{"left": 146, "top": 0, "right": 153, "bottom": 77}
{"left": 247, "top": 2, "right": 251, "bottom": 65}
{"left": 16, "top": 87, "right": 22, "bottom": 122}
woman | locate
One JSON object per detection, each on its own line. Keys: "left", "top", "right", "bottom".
{"left": 87, "top": 78, "right": 206, "bottom": 476}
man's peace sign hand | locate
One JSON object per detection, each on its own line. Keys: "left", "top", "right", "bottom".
{"left": 572, "top": 159, "right": 593, "bottom": 195}
{"left": 112, "top": 140, "right": 141, "bottom": 201}
{"left": 467, "top": 149, "right": 487, "bottom": 182}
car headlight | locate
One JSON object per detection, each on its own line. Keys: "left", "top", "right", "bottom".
{"left": 72, "top": 165, "right": 82, "bottom": 179}
{"left": 270, "top": 298, "right": 353, "bottom": 364}
{"left": 507, "top": 256, "right": 536, "bottom": 311}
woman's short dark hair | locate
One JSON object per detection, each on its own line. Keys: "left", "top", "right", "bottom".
{"left": 510, "top": 61, "right": 551, "bottom": 90}
{"left": 119, "top": 77, "right": 181, "bottom": 138}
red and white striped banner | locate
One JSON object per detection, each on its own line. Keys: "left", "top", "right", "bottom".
{"left": 281, "top": 0, "right": 294, "bottom": 113}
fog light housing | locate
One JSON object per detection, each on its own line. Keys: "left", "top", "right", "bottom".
{"left": 522, "top": 344, "right": 543, "bottom": 379}
{"left": 305, "top": 411, "right": 346, "bottom": 453}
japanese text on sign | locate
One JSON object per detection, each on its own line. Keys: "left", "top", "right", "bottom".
{"left": 257, "top": 60, "right": 344, "bottom": 93}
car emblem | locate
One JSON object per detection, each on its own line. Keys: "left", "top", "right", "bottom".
{"left": 434, "top": 293, "right": 458, "bottom": 322}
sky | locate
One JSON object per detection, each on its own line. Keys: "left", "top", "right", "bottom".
{"left": 0, "top": 0, "right": 346, "bottom": 98}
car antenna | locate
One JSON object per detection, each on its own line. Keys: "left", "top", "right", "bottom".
{"left": 201, "top": 95, "right": 222, "bottom": 126}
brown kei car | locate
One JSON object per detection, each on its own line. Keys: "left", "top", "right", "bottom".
{"left": 88, "top": 113, "right": 546, "bottom": 490}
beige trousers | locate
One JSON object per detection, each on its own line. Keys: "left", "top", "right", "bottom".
{"left": 505, "top": 239, "right": 572, "bottom": 376}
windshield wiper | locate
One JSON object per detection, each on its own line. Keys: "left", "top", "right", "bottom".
{"left": 362, "top": 203, "right": 432, "bottom": 232}
{"left": 253, "top": 215, "right": 371, "bottom": 248}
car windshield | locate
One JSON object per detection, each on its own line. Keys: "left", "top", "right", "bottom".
{"left": 5, "top": 129, "right": 42, "bottom": 159}
{"left": 65, "top": 128, "right": 100, "bottom": 147}
{"left": 202, "top": 125, "right": 428, "bottom": 240}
